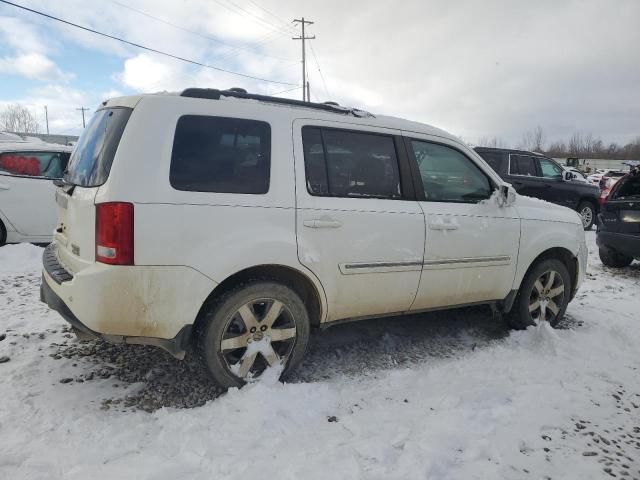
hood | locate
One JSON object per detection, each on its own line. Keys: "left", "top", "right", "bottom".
{"left": 513, "top": 194, "right": 582, "bottom": 226}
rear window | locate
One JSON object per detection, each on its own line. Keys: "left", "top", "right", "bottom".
{"left": 509, "top": 154, "right": 537, "bottom": 176}
{"left": 0, "top": 151, "right": 70, "bottom": 178}
{"left": 612, "top": 174, "right": 640, "bottom": 199}
{"left": 170, "top": 115, "right": 270, "bottom": 194}
{"left": 65, "top": 107, "right": 132, "bottom": 187}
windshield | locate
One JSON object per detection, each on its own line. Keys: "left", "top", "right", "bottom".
{"left": 64, "top": 107, "right": 132, "bottom": 187}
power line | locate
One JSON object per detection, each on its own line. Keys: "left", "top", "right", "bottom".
{"left": 0, "top": 0, "right": 298, "bottom": 86}
{"left": 109, "top": 0, "right": 297, "bottom": 63}
{"left": 211, "top": 0, "right": 292, "bottom": 36}
{"left": 310, "top": 44, "right": 332, "bottom": 101}
{"left": 246, "top": 0, "right": 297, "bottom": 34}
{"left": 270, "top": 86, "right": 303, "bottom": 96}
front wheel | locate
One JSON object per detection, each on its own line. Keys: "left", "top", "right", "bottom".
{"left": 198, "top": 281, "right": 310, "bottom": 388}
{"left": 506, "top": 259, "right": 572, "bottom": 330}
{"left": 599, "top": 247, "right": 633, "bottom": 268}
{"left": 578, "top": 201, "right": 596, "bottom": 230}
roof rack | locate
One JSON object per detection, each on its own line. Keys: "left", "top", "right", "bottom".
{"left": 179, "top": 88, "right": 375, "bottom": 118}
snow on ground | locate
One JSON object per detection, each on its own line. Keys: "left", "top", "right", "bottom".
{"left": 0, "top": 232, "right": 639, "bottom": 479}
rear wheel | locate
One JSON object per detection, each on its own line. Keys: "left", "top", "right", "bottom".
{"left": 506, "top": 259, "right": 571, "bottom": 329}
{"left": 599, "top": 247, "right": 633, "bottom": 268}
{"left": 198, "top": 281, "right": 310, "bottom": 388}
{"left": 578, "top": 201, "right": 596, "bottom": 230}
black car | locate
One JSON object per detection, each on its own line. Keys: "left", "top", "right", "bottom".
{"left": 475, "top": 147, "right": 600, "bottom": 230}
{"left": 596, "top": 168, "right": 640, "bottom": 267}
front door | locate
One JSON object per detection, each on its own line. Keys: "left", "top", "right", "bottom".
{"left": 405, "top": 136, "right": 521, "bottom": 310}
{"left": 293, "top": 120, "right": 425, "bottom": 322}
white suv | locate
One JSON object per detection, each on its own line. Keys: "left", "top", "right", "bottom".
{"left": 41, "top": 88, "right": 587, "bottom": 387}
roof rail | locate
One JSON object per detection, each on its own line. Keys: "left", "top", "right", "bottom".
{"left": 179, "top": 88, "right": 374, "bottom": 118}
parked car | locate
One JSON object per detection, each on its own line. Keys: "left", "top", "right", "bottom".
{"left": 599, "top": 170, "right": 626, "bottom": 190}
{"left": 0, "top": 140, "right": 73, "bottom": 245}
{"left": 41, "top": 88, "right": 587, "bottom": 388}
{"left": 597, "top": 167, "right": 640, "bottom": 267}
{"left": 474, "top": 147, "right": 600, "bottom": 230}
{"left": 587, "top": 170, "right": 606, "bottom": 185}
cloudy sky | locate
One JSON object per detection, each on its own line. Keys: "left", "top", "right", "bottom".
{"left": 0, "top": 0, "right": 638, "bottom": 146}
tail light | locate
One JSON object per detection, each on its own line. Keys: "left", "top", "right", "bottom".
{"left": 598, "top": 188, "right": 610, "bottom": 206}
{"left": 95, "top": 202, "right": 134, "bottom": 265}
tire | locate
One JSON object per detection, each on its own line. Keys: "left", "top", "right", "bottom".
{"left": 506, "top": 259, "right": 572, "bottom": 330}
{"left": 599, "top": 247, "right": 633, "bottom": 268}
{"left": 578, "top": 201, "right": 596, "bottom": 230}
{"left": 0, "top": 220, "right": 6, "bottom": 247}
{"left": 198, "top": 281, "right": 310, "bottom": 388}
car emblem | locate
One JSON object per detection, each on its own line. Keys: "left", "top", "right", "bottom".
{"left": 71, "top": 244, "right": 80, "bottom": 256}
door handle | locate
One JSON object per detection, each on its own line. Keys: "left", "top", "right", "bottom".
{"left": 303, "top": 219, "right": 342, "bottom": 229}
{"left": 512, "top": 181, "right": 523, "bottom": 186}
{"left": 0, "top": 183, "right": 9, "bottom": 190}
{"left": 428, "top": 219, "right": 459, "bottom": 231}
{"left": 543, "top": 184, "right": 552, "bottom": 188}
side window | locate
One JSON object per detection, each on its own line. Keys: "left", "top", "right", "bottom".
{"left": 170, "top": 115, "right": 270, "bottom": 194}
{"left": 538, "top": 158, "right": 564, "bottom": 179}
{"left": 509, "top": 154, "right": 537, "bottom": 176}
{"left": 0, "top": 151, "right": 66, "bottom": 179}
{"left": 411, "top": 140, "right": 493, "bottom": 203}
{"left": 301, "top": 126, "right": 401, "bottom": 199}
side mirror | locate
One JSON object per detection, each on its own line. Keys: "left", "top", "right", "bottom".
{"left": 499, "top": 184, "right": 516, "bottom": 206}
{"left": 562, "top": 171, "right": 573, "bottom": 182}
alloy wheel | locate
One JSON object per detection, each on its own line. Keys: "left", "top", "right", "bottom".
{"left": 528, "top": 270, "right": 565, "bottom": 324}
{"left": 580, "top": 205, "right": 593, "bottom": 229}
{"left": 219, "top": 298, "right": 297, "bottom": 380}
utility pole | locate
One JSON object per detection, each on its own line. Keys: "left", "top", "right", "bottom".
{"left": 76, "top": 107, "right": 89, "bottom": 128}
{"left": 44, "top": 105, "right": 49, "bottom": 134}
{"left": 292, "top": 17, "right": 315, "bottom": 102}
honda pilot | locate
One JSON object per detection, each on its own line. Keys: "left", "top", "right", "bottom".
{"left": 41, "top": 88, "right": 587, "bottom": 387}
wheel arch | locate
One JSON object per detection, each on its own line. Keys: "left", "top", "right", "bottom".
{"left": 192, "top": 263, "right": 326, "bottom": 340}
{"left": 515, "top": 247, "right": 578, "bottom": 299}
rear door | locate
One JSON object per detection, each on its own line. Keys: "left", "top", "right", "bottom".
{"left": 55, "top": 107, "right": 132, "bottom": 271}
{"left": 294, "top": 120, "right": 425, "bottom": 322}
{"left": 0, "top": 150, "right": 70, "bottom": 238}
{"left": 507, "top": 154, "right": 549, "bottom": 200}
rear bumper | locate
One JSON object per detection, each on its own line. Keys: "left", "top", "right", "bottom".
{"left": 40, "top": 242, "right": 217, "bottom": 359}
{"left": 596, "top": 231, "right": 640, "bottom": 259}
{"left": 40, "top": 275, "right": 192, "bottom": 359}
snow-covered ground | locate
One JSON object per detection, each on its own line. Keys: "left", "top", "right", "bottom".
{"left": 0, "top": 232, "right": 638, "bottom": 479}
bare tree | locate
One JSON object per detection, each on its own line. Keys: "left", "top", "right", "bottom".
{"left": 0, "top": 104, "right": 40, "bottom": 134}
{"left": 519, "top": 126, "right": 546, "bottom": 152}
{"left": 477, "top": 136, "right": 508, "bottom": 148}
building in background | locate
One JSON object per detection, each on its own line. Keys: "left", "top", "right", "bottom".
{"left": 559, "top": 157, "right": 637, "bottom": 172}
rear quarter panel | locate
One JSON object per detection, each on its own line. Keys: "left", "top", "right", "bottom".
{"left": 97, "top": 95, "right": 327, "bottom": 321}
